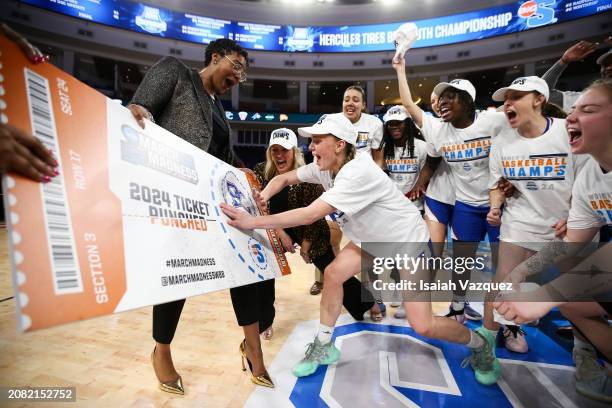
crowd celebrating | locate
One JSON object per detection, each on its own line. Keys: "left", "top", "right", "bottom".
{"left": 1, "top": 23, "right": 610, "bottom": 403}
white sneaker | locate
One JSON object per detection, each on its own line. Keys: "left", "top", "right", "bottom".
{"left": 574, "top": 347, "right": 603, "bottom": 381}
{"left": 390, "top": 289, "right": 402, "bottom": 307}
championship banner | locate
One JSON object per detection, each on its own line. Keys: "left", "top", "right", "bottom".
{"left": 0, "top": 35, "right": 290, "bottom": 333}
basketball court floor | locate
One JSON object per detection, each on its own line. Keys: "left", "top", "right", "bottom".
{"left": 0, "top": 228, "right": 605, "bottom": 407}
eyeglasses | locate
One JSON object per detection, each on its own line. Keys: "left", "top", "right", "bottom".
{"left": 224, "top": 56, "right": 247, "bottom": 83}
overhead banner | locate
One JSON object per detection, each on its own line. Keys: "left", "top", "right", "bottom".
{"left": 0, "top": 34, "right": 290, "bottom": 332}
{"left": 20, "top": 0, "right": 612, "bottom": 52}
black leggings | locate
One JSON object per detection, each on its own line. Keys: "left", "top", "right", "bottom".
{"left": 229, "top": 247, "right": 376, "bottom": 331}
{"left": 152, "top": 247, "right": 375, "bottom": 344}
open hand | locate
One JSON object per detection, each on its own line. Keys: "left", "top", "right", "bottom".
{"left": 0, "top": 123, "right": 57, "bottom": 181}
{"left": 561, "top": 41, "right": 596, "bottom": 64}
{"left": 220, "top": 202, "right": 256, "bottom": 230}
{"left": 127, "top": 104, "right": 153, "bottom": 129}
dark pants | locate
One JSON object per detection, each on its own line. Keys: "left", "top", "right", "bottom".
{"left": 152, "top": 247, "right": 375, "bottom": 343}
{"left": 229, "top": 247, "right": 375, "bottom": 330}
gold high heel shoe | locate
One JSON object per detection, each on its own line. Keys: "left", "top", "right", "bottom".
{"left": 240, "top": 340, "right": 274, "bottom": 388}
{"left": 151, "top": 348, "right": 185, "bottom": 395}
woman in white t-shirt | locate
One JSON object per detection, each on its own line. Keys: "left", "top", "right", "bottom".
{"left": 393, "top": 55, "right": 508, "bottom": 323}
{"left": 338, "top": 85, "right": 386, "bottom": 320}
{"left": 423, "top": 91, "right": 456, "bottom": 243}
{"left": 485, "top": 76, "right": 585, "bottom": 353}
{"left": 381, "top": 105, "right": 430, "bottom": 212}
{"left": 341, "top": 85, "right": 384, "bottom": 160}
{"left": 221, "top": 113, "right": 504, "bottom": 386}
{"left": 495, "top": 79, "right": 612, "bottom": 403}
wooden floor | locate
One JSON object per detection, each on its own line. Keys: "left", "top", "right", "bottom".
{"left": 0, "top": 227, "right": 323, "bottom": 407}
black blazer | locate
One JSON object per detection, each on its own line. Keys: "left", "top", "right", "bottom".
{"left": 130, "top": 56, "right": 239, "bottom": 166}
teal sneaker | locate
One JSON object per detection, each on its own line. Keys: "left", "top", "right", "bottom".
{"left": 573, "top": 347, "right": 612, "bottom": 402}
{"left": 292, "top": 337, "right": 340, "bottom": 378}
{"left": 461, "top": 327, "right": 501, "bottom": 385}
{"left": 575, "top": 372, "right": 612, "bottom": 402}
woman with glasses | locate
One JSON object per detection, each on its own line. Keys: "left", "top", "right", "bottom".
{"left": 128, "top": 38, "right": 247, "bottom": 395}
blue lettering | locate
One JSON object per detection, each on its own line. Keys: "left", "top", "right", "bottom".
{"left": 557, "top": 165, "right": 566, "bottom": 177}
{"left": 465, "top": 149, "right": 474, "bottom": 158}
{"left": 507, "top": 168, "right": 515, "bottom": 177}
{"left": 475, "top": 147, "right": 482, "bottom": 157}
{"left": 518, "top": 167, "right": 526, "bottom": 177}
{"left": 527, "top": 1, "right": 557, "bottom": 28}
{"left": 529, "top": 167, "right": 541, "bottom": 177}
{"left": 598, "top": 209, "right": 612, "bottom": 223}
{"left": 543, "top": 166, "right": 553, "bottom": 176}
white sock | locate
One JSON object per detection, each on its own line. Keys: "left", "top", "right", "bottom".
{"left": 452, "top": 301, "right": 465, "bottom": 312}
{"left": 574, "top": 336, "right": 596, "bottom": 354}
{"left": 316, "top": 324, "right": 334, "bottom": 344}
{"left": 466, "top": 330, "right": 485, "bottom": 349}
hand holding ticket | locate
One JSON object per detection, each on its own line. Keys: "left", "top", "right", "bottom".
{"left": 0, "top": 34, "right": 289, "bottom": 332}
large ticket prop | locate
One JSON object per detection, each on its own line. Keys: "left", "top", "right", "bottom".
{"left": 1, "top": 35, "right": 290, "bottom": 332}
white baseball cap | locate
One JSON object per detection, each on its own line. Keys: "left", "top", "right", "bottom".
{"left": 433, "top": 79, "right": 476, "bottom": 102}
{"left": 393, "top": 22, "right": 418, "bottom": 62}
{"left": 269, "top": 128, "right": 297, "bottom": 149}
{"left": 596, "top": 49, "right": 612, "bottom": 66}
{"left": 492, "top": 76, "right": 550, "bottom": 102}
{"left": 298, "top": 113, "right": 358, "bottom": 145}
{"left": 383, "top": 105, "right": 409, "bottom": 123}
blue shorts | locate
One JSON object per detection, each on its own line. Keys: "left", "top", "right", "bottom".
{"left": 451, "top": 201, "right": 500, "bottom": 242}
{"left": 424, "top": 196, "right": 454, "bottom": 226}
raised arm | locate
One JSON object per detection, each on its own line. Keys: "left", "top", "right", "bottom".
{"left": 542, "top": 41, "right": 596, "bottom": 91}
{"left": 392, "top": 57, "right": 424, "bottom": 128}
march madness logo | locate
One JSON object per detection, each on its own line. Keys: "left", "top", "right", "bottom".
{"left": 248, "top": 237, "right": 268, "bottom": 270}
